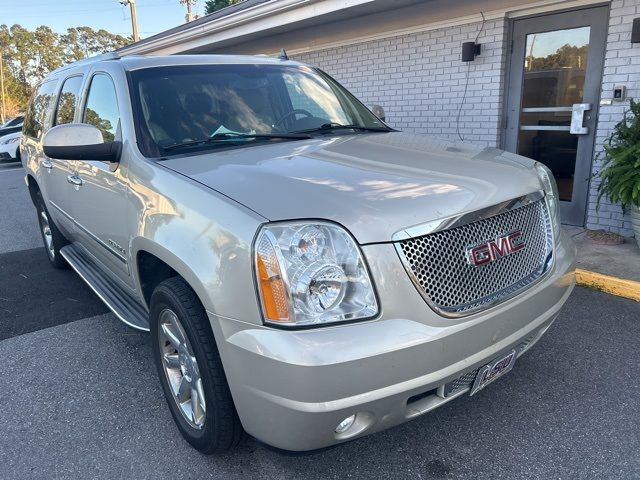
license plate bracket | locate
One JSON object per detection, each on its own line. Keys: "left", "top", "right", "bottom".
{"left": 469, "top": 349, "right": 517, "bottom": 396}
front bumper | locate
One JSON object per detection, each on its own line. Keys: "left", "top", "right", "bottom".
{"left": 210, "top": 230, "right": 576, "bottom": 451}
{"left": 0, "top": 141, "right": 18, "bottom": 160}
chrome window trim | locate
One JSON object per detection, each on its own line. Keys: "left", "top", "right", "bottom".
{"left": 391, "top": 191, "right": 545, "bottom": 241}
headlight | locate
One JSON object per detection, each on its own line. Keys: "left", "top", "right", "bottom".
{"left": 535, "top": 163, "right": 560, "bottom": 238}
{"left": 1, "top": 136, "right": 19, "bottom": 145}
{"left": 254, "top": 221, "right": 378, "bottom": 327}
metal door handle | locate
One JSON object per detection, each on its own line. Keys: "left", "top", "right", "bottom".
{"left": 41, "top": 159, "right": 53, "bottom": 170}
{"left": 570, "top": 103, "right": 592, "bottom": 135}
{"left": 67, "top": 174, "right": 83, "bottom": 187}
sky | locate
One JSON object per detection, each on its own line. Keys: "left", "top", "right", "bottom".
{"left": 0, "top": 0, "right": 208, "bottom": 39}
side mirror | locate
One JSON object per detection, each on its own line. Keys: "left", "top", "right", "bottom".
{"left": 43, "top": 124, "right": 121, "bottom": 163}
{"left": 370, "top": 104, "right": 386, "bottom": 122}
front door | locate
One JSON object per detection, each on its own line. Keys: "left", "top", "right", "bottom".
{"left": 72, "top": 72, "right": 132, "bottom": 286}
{"left": 505, "top": 7, "right": 608, "bottom": 225}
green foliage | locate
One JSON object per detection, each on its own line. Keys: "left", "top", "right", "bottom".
{"left": 204, "top": 0, "right": 241, "bottom": 15}
{"left": 597, "top": 99, "right": 640, "bottom": 210}
{"left": 0, "top": 24, "right": 131, "bottom": 117}
{"left": 529, "top": 44, "right": 588, "bottom": 71}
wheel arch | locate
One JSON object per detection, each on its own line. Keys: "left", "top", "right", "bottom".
{"left": 26, "top": 173, "right": 40, "bottom": 206}
{"left": 132, "top": 238, "right": 213, "bottom": 314}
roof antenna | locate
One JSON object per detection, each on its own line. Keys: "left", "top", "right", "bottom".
{"left": 278, "top": 48, "right": 289, "bottom": 60}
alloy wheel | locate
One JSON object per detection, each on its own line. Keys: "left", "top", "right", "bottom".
{"left": 39, "top": 210, "right": 55, "bottom": 260}
{"left": 158, "top": 308, "right": 207, "bottom": 429}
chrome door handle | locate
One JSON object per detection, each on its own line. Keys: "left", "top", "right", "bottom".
{"left": 41, "top": 159, "right": 53, "bottom": 170}
{"left": 67, "top": 174, "right": 83, "bottom": 187}
{"left": 570, "top": 103, "right": 592, "bottom": 135}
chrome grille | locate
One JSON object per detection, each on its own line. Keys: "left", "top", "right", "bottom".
{"left": 396, "top": 198, "right": 553, "bottom": 317}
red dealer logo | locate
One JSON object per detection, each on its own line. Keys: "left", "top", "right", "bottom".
{"left": 466, "top": 230, "right": 526, "bottom": 267}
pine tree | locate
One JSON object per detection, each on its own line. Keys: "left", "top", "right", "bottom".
{"left": 204, "top": 0, "right": 240, "bottom": 15}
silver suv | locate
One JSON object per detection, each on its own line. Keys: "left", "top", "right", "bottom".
{"left": 21, "top": 53, "right": 575, "bottom": 453}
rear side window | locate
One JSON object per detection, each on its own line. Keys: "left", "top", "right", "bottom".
{"left": 83, "top": 74, "right": 120, "bottom": 142}
{"left": 23, "top": 80, "right": 58, "bottom": 139}
{"left": 54, "top": 76, "right": 84, "bottom": 125}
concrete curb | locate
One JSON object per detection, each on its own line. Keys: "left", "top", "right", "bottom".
{"left": 575, "top": 268, "right": 640, "bottom": 302}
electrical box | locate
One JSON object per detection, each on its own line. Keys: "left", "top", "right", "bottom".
{"left": 461, "top": 42, "right": 481, "bottom": 62}
{"left": 613, "top": 85, "right": 626, "bottom": 102}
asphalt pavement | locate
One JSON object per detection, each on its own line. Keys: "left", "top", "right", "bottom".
{"left": 1, "top": 163, "right": 639, "bottom": 479}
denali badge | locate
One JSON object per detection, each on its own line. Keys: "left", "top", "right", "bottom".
{"left": 466, "top": 230, "right": 525, "bottom": 267}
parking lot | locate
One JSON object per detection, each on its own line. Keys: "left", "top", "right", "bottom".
{"left": 1, "top": 162, "right": 639, "bottom": 479}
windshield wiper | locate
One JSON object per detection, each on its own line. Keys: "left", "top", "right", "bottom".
{"left": 162, "top": 132, "right": 312, "bottom": 152}
{"left": 292, "top": 123, "right": 390, "bottom": 134}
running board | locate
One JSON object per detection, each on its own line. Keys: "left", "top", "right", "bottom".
{"left": 60, "top": 244, "right": 150, "bottom": 331}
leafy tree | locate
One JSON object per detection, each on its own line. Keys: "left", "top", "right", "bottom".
{"left": 528, "top": 44, "right": 589, "bottom": 71}
{"left": 0, "top": 24, "right": 131, "bottom": 118}
{"left": 204, "top": 0, "right": 241, "bottom": 15}
{"left": 61, "top": 27, "right": 130, "bottom": 62}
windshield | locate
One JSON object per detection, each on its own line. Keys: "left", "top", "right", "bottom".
{"left": 129, "top": 64, "right": 389, "bottom": 156}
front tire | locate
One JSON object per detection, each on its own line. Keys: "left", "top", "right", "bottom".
{"left": 35, "top": 191, "right": 68, "bottom": 269}
{"left": 150, "top": 277, "right": 245, "bottom": 453}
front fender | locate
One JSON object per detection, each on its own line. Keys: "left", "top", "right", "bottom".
{"left": 127, "top": 158, "right": 266, "bottom": 325}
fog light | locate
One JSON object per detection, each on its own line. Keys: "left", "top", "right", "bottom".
{"left": 335, "top": 414, "right": 356, "bottom": 434}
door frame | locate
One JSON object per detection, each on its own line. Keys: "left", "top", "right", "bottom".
{"left": 501, "top": 4, "right": 610, "bottom": 226}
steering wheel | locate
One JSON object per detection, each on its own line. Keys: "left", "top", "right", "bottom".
{"left": 274, "top": 109, "right": 314, "bottom": 128}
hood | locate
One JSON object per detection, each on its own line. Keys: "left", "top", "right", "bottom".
{"left": 161, "top": 132, "right": 542, "bottom": 244}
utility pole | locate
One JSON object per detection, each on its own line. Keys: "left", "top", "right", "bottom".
{"left": 180, "top": 0, "right": 198, "bottom": 22}
{"left": 0, "top": 53, "right": 6, "bottom": 124}
{"left": 119, "top": 0, "right": 140, "bottom": 42}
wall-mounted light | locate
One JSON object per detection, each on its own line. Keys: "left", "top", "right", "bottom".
{"left": 632, "top": 18, "right": 640, "bottom": 44}
{"left": 461, "top": 41, "right": 481, "bottom": 62}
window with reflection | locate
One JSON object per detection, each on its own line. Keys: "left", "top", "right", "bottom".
{"left": 83, "top": 74, "right": 120, "bottom": 142}
{"left": 23, "top": 80, "right": 58, "bottom": 139}
{"left": 517, "top": 26, "right": 591, "bottom": 201}
{"left": 129, "top": 64, "right": 387, "bottom": 157}
{"left": 54, "top": 76, "right": 83, "bottom": 125}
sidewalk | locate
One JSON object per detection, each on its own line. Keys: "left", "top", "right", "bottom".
{"left": 565, "top": 226, "right": 640, "bottom": 301}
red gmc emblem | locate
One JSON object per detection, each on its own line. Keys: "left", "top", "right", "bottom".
{"left": 466, "top": 230, "right": 526, "bottom": 267}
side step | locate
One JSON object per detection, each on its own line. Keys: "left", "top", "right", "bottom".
{"left": 60, "top": 244, "right": 150, "bottom": 331}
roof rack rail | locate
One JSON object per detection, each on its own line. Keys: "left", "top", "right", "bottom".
{"left": 50, "top": 51, "right": 121, "bottom": 76}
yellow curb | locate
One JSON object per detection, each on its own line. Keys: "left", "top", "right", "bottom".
{"left": 575, "top": 268, "right": 640, "bottom": 302}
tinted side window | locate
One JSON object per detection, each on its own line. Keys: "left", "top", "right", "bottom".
{"left": 54, "top": 76, "right": 83, "bottom": 125}
{"left": 23, "top": 80, "right": 58, "bottom": 139}
{"left": 83, "top": 74, "right": 120, "bottom": 142}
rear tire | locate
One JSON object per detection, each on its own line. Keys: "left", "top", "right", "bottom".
{"left": 150, "top": 276, "right": 245, "bottom": 453}
{"left": 35, "top": 191, "right": 68, "bottom": 269}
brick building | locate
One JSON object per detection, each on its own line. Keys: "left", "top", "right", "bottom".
{"left": 119, "top": 0, "right": 640, "bottom": 235}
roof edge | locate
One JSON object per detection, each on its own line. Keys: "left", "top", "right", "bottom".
{"left": 116, "top": 0, "right": 301, "bottom": 55}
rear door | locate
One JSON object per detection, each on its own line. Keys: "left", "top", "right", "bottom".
{"left": 70, "top": 72, "right": 132, "bottom": 284}
{"left": 45, "top": 74, "right": 85, "bottom": 233}
{"left": 22, "top": 79, "right": 75, "bottom": 234}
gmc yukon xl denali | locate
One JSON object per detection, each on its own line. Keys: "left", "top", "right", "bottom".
{"left": 21, "top": 53, "right": 576, "bottom": 453}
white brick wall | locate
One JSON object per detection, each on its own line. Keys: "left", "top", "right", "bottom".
{"left": 293, "top": 18, "right": 508, "bottom": 147}
{"left": 587, "top": 0, "right": 640, "bottom": 236}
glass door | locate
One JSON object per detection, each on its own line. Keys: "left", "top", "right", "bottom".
{"left": 505, "top": 7, "right": 608, "bottom": 225}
